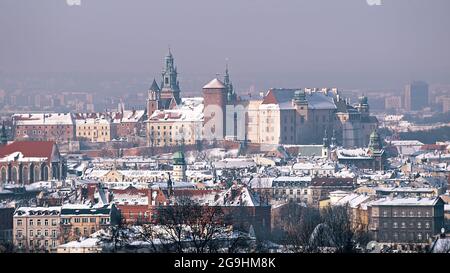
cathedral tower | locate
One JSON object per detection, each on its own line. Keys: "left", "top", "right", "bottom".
{"left": 160, "top": 48, "right": 181, "bottom": 105}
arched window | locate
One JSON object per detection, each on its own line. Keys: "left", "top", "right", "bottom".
{"left": 41, "top": 165, "right": 49, "bottom": 181}
{"left": 1, "top": 168, "right": 6, "bottom": 183}
{"left": 22, "top": 166, "right": 29, "bottom": 184}
{"left": 11, "top": 167, "right": 18, "bottom": 183}
{"left": 34, "top": 166, "right": 40, "bottom": 182}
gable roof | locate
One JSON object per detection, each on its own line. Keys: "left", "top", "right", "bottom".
{"left": 0, "top": 141, "right": 56, "bottom": 160}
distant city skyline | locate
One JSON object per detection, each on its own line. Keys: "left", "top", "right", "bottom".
{"left": 0, "top": 0, "right": 449, "bottom": 93}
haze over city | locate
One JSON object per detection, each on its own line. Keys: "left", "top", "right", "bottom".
{"left": 0, "top": 0, "right": 449, "bottom": 94}
{"left": 1, "top": 0, "right": 450, "bottom": 259}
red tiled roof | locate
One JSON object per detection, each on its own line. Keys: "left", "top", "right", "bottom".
{"left": 262, "top": 89, "right": 278, "bottom": 104}
{"left": 0, "top": 141, "right": 56, "bottom": 160}
{"left": 112, "top": 186, "right": 150, "bottom": 196}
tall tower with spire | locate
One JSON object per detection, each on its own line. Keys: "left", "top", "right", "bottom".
{"left": 160, "top": 48, "right": 181, "bottom": 105}
{"left": 224, "top": 64, "right": 236, "bottom": 104}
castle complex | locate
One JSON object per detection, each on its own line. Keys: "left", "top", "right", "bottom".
{"left": 143, "top": 50, "right": 379, "bottom": 148}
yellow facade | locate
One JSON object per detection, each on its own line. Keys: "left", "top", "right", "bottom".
{"left": 76, "top": 119, "right": 111, "bottom": 142}
{"left": 147, "top": 120, "right": 202, "bottom": 147}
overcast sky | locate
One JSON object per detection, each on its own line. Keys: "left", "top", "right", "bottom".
{"left": 0, "top": 0, "right": 449, "bottom": 92}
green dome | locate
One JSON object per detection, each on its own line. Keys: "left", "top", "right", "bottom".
{"left": 368, "top": 130, "right": 382, "bottom": 151}
{"left": 173, "top": 151, "right": 186, "bottom": 165}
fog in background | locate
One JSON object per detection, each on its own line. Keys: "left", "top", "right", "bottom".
{"left": 0, "top": 0, "right": 449, "bottom": 95}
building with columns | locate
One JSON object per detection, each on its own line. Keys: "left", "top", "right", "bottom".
{"left": 0, "top": 141, "right": 66, "bottom": 184}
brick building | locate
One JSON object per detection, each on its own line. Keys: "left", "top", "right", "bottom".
{"left": 12, "top": 113, "right": 75, "bottom": 143}
{"left": 111, "top": 109, "right": 146, "bottom": 139}
{"left": 307, "top": 177, "right": 355, "bottom": 207}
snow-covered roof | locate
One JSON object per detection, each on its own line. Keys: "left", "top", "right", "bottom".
{"left": 14, "top": 206, "right": 61, "bottom": 217}
{"left": 111, "top": 110, "right": 145, "bottom": 123}
{"left": 335, "top": 193, "right": 372, "bottom": 208}
{"left": 371, "top": 197, "right": 441, "bottom": 206}
{"left": 148, "top": 97, "right": 204, "bottom": 122}
{"left": 211, "top": 185, "right": 259, "bottom": 207}
{"left": 292, "top": 162, "right": 336, "bottom": 170}
{"left": 389, "top": 140, "right": 424, "bottom": 146}
{"left": 0, "top": 151, "right": 47, "bottom": 163}
{"left": 13, "top": 113, "right": 74, "bottom": 125}
{"left": 336, "top": 148, "right": 371, "bottom": 159}
{"left": 75, "top": 117, "right": 110, "bottom": 125}
{"left": 113, "top": 193, "right": 149, "bottom": 206}
{"left": 273, "top": 176, "right": 312, "bottom": 183}
{"left": 374, "top": 187, "right": 436, "bottom": 194}
{"left": 58, "top": 237, "right": 101, "bottom": 248}
{"left": 247, "top": 177, "right": 274, "bottom": 188}
{"left": 213, "top": 158, "right": 256, "bottom": 169}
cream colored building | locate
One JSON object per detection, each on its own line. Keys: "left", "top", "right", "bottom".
{"left": 246, "top": 99, "right": 262, "bottom": 143}
{"left": 147, "top": 98, "right": 203, "bottom": 147}
{"left": 247, "top": 88, "right": 336, "bottom": 146}
{"left": 75, "top": 116, "right": 111, "bottom": 142}
{"left": 245, "top": 88, "right": 378, "bottom": 148}
{"left": 13, "top": 207, "right": 61, "bottom": 253}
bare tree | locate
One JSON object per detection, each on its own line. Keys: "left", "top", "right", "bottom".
{"left": 96, "top": 216, "right": 132, "bottom": 252}
{"left": 276, "top": 201, "right": 322, "bottom": 253}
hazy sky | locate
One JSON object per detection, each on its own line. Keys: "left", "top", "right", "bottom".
{"left": 0, "top": 0, "right": 449, "bottom": 93}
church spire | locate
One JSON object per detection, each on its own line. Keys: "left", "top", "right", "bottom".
{"left": 224, "top": 62, "right": 235, "bottom": 103}
{"left": 160, "top": 48, "right": 181, "bottom": 104}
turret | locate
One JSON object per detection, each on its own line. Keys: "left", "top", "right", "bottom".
{"left": 368, "top": 130, "right": 382, "bottom": 152}
{"left": 172, "top": 151, "right": 187, "bottom": 182}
